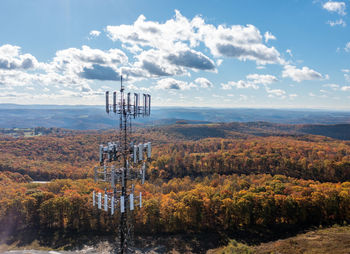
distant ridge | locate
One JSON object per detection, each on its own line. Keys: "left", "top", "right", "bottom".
{"left": 0, "top": 104, "right": 350, "bottom": 129}
{"left": 151, "top": 121, "right": 350, "bottom": 140}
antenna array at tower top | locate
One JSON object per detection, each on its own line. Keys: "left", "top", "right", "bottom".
{"left": 105, "top": 91, "right": 151, "bottom": 117}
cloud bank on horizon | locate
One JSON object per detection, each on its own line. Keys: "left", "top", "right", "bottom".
{"left": 0, "top": 1, "right": 349, "bottom": 109}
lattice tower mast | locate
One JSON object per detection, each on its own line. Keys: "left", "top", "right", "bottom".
{"left": 92, "top": 75, "right": 151, "bottom": 254}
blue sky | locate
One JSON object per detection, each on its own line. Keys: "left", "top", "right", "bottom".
{"left": 0, "top": 0, "right": 350, "bottom": 109}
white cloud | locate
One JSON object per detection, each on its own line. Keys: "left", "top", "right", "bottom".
{"left": 264, "top": 31, "right": 276, "bottom": 43}
{"left": 154, "top": 78, "right": 196, "bottom": 90}
{"left": 106, "top": 10, "right": 283, "bottom": 66}
{"left": 134, "top": 49, "right": 185, "bottom": 77}
{"left": 345, "top": 42, "right": 350, "bottom": 52}
{"left": 322, "top": 1, "right": 346, "bottom": 15}
{"left": 246, "top": 74, "right": 278, "bottom": 85}
{"left": 342, "top": 69, "right": 350, "bottom": 82}
{"left": 327, "top": 19, "right": 346, "bottom": 27}
{"left": 309, "top": 92, "right": 316, "bottom": 97}
{"left": 131, "top": 46, "right": 217, "bottom": 78}
{"left": 89, "top": 30, "right": 101, "bottom": 39}
{"left": 221, "top": 80, "right": 258, "bottom": 90}
{"left": 345, "top": 74, "right": 350, "bottom": 82}
{"left": 202, "top": 24, "right": 282, "bottom": 65}
{"left": 192, "top": 77, "right": 213, "bottom": 88}
{"left": 51, "top": 45, "right": 128, "bottom": 81}
{"left": 221, "top": 73, "right": 277, "bottom": 90}
{"left": 282, "top": 65, "right": 323, "bottom": 82}
{"left": 323, "top": 83, "right": 340, "bottom": 90}
{"left": 166, "top": 49, "right": 216, "bottom": 71}
{"left": 286, "top": 49, "right": 293, "bottom": 57}
{"left": 0, "top": 44, "right": 38, "bottom": 70}
{"left": 341, "top": 86, "right": 350, "bottom": 91}
{"left": 265, "top": 87, "right": 286, "bottom": 98}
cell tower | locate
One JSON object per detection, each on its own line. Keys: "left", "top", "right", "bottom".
{"left": 92, "top": 75, "right": 151, "bottom": 254}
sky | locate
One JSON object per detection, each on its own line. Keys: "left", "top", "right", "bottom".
{"left": 0, "top": 0, "right": 350, "bottom": 109}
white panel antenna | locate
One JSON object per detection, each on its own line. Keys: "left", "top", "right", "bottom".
{"left": 142, "top": 162, "right": 145, "bottom": 185}
{"left": 120, "top": 196, "right": 125, "bottom": 213}
{"left": 130, "top": 193, "right": 134, "bottom": 211}
{"left": 99, "top": 145, "right": 103, "bottom": 164}
{"left": 133, "top": 145, "right": 137, "bottom": 163}
{"left": 113, "top": 91, "right": 117, "bottom": 113}
{"left": 111, "top": 196, "right": 115, "bottom": 215}
{"left": 105, "top": 91, "right": 109, "bottom": 114}
{"left": 143, "top": 94, "right": 146, "bottom": 116}
{"left": 104, "top": 194, "right": 108, "bottom": 212}
{"left": 134, "top": 93, "right": 139, "bottom": 117}
{"left": 98, "top": 192, "right": 102, "bottom": 209}
{"left": 127, "top": 92, "right": 131, "bottom": 113}
{"left": 138, "top": 143, "right": 143, "bottom": 161}
{"left": 147, "top": 142, "right": 151, "bottom": 159}
{"left": 111, "top": 166, "right": 115, "bottom": 187}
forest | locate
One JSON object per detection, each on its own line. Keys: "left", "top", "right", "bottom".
{"left": 1, "top": 123, "right": 350, "bottom": 251}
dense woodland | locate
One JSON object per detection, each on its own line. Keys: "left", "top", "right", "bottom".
{"left": 1, "top": 123, "right": 350, "bottom": 249}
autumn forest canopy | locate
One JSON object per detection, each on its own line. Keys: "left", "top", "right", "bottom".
{"left": 1, "top": 122, "right": 350, "bottom": 250}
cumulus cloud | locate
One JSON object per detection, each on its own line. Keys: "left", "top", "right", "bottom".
{"left": 282, "top": 65, "right": 323, "bottom": 82}
{"left": 221, "top": 74, "right": 277, "bottom": 90}
{"left": 0, "top": 11, "right": 289, "bottom": 103}
{"left": 246, "top": 74, "right": 278, "bottom": 85}
{"left": 134, "top": 49, "right": 181, "bottom": 77}
{"left": 327, "top": 19, "right": 346, "bottom": 27}
{"left": 341, "top": 86, "right": 350, "bottom": 91}
{"left": 221, "top": 80, "right": 258, "bottom": 90}
{"left": 286, "top": 49, "right": 293, "bottom": 57}
{"left": 53, "top": 46, "right": 127, "bottom": 70}
{"left": 132, "top": 47, "right": 216, "bottom": 78}
{"left": 192, "top": 77, "right": 213, "bottom": 88}
{"left": 166, "top": 49, "right": 215, "bottom": 71}
{"left": 345, "top": 42, "right": 350, "bottom": 52}
{"left": 264, "top": 31, "right": 276, "bottom": 43}
{"left": 155, "top": 78, "right": 196, "bottom": 90}
{"left": 51, "top": 45, "right": 127, "bottom": 82}
{"left": 265, "top": 87, "right": 286, "bottom": 98}
{"left": 106, "top": 10, "right": 283, "bottom": 66}
{"left": 341, "top": 69, "right": 350, "bottom": 82}
{"left": 322, "top": 1, "right": 346, "bottom": 15}
{"left": 0, "top": 44, "right": 38, "bottom": 70}
{"left": 80, "top": 64, "right": 119, "bottom": 81}
{"left": 323, "top": 83, "right": 340, "bottom": 90}
{"left": 89, "top": 30, "right": 101, "bottom": 38}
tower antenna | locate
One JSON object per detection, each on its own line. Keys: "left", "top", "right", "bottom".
{"left": 93, "top": 74, "right": 151, "bottom": 253}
